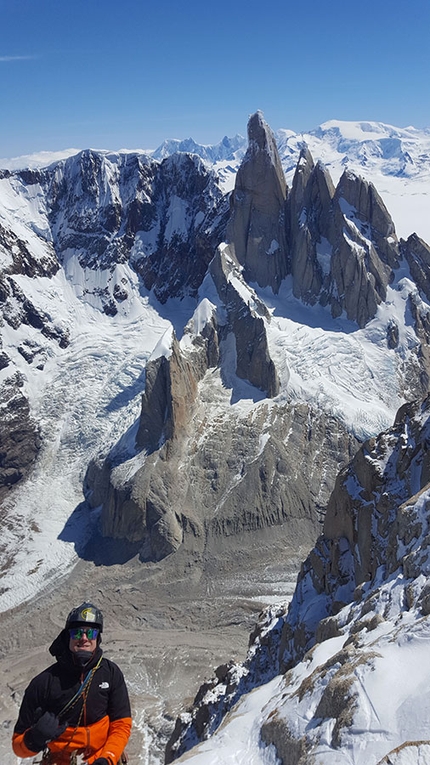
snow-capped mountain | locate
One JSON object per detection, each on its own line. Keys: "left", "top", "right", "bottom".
{"left": 278, "top": 121, "right": 430, "bottom": 247}
{"left": 151, "top": 133, "right": 245, "bottom": 164}
{"left": 1, "top": 112, "right": 430, "bottom": 765}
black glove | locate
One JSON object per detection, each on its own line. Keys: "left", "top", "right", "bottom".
{"left": 92, "top": 759, "right": 109, "bottom": 765}
{"left": 23, "top": 710, "right": 68, "bottom": 752}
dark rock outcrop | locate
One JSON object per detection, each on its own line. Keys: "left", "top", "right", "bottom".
{"left": 335, "top": 169, "right": 399, "bottom": 270}
{"left": 0, "top": 200, "right": 59, "bottom": 497}
{"left": 43, "top": 150, "right": 229, "bottom": 304}
{"left": 209, "top": 244, "right": 279, "bottom": 397}
{"left": 279, "top": 395, "right": 430, "bottom": 670}
{"left": 1, "top": 275, "right": 69, "bottom": 349}
{"left": 136, "top": 334, "right": 200, "bottom": 452}
{"left": 287, "top": 151, "right": 335, "bottom": 305}
{"left": 0, "top": 222, "right": 58, "bottom": 279}
{"left": 401, "top": 233, "right": 430, "bottom": 302}
{"left": 328, "top": 171, "right": 396, "bottom": 326}
{"left": 0, "top": 373, "right": 41, "bottom": 500}
{"left": 97, "top": 333, "right": 204, "bottom": 559}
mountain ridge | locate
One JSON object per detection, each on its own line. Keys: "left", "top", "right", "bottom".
{"left": 2, "top": 115, "right": 429, "bottom": 245}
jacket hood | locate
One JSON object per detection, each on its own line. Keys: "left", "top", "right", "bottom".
{"left": 49, "top": 628, "right": 69, "bottom": 659}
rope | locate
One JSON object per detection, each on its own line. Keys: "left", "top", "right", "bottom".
{"left": 58, "top": 656, "right": 103, "bottom": 720}
{"left": 53, "top": 656, "right": 103, "bottom": 757}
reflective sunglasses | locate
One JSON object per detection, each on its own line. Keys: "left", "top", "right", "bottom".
{"left": 69, "top": 627, "right": 99, "bottom": 640}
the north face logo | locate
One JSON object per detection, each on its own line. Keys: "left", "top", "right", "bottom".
{"left": 99, "top": 682, "right": 109, "bottom": 689}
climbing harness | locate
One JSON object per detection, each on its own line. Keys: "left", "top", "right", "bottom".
{"left": 35, "top": 750, "right": 128, "bottom": 764}
{"left": 36, "top": 752, "right": 88, "bottom": 764}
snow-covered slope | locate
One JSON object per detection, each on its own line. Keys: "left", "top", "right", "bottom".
{"left": 0, "top": 263, "right": 182, "bottom": 610}
{"left": 174, "top": 590, "right": 430, "bottom": 765}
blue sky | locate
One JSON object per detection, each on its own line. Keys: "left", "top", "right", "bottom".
{"left": 1, "top": 0, "right": 429, "bottom": 157}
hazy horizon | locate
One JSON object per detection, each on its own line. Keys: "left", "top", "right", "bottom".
{"left": 1, "top": 0, "right": 429, "bottom": 158}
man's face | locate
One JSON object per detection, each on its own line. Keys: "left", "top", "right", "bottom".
{"left": 68, "top": 625, "right": 99, "bottom": 653}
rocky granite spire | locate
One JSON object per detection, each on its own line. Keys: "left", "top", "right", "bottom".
{"left": 328, "top": 170, "right": 398, "bottom": 326}
{"left": 287, "top": 149, "right": 335, "bottom": 304}
{"left": 226, "top": 111, "right": 288, "bottom": 292}
{"left": 209, "top": 242, "right": 280, "bottom": 398}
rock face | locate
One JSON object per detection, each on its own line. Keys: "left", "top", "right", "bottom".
{"left": 100, "top": 335, "right": 202, "bottom": 560}
{"left": 0, "top": 373, "right": 40, "bottom": 501}
{"left": 401, "top": 233, "right": 430, "bottom": 302}
{"left": 136, "top": 334, "right": 201, "bottom": 452}
{"left": 225, "top": 111, "right": 404, "bottom": 328}
{"left": 23, "top": 149, "right": 229, "bottom": 309}
{"left": 0, "top": 204, "right": 57, "bottom": 501}
{"left": 255, "top": 397, "right": 430, "bottom": 762}
{"left": 287, "top": 151, "right": 335, "bottom": 305}
{"left": 278, "top": 394, "right": 430, "bottom": 670}
{"left": 208, "top": 244, "right": 280, "bottom": 397}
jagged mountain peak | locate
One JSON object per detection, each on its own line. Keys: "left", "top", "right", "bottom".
{"left": 247, "top": 110, "right": 273, "bottom": 146}
{"left": 244, "top": 111, "right": 286, "bottom": 176}
{"left": 335, "top": 167, "right": 398, "bottom": 241}
{"left": 226, "top": 111, "right": 288, "bottom": 292}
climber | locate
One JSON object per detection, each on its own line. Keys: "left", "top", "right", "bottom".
{"left": 12, "top": 602, "right": 132, "bottom": 765}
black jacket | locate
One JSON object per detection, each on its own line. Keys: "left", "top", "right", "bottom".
{"left": 13, "top": 629, "right": 131, "bottom": 764}
{"left": 14, "top": 630, "right": 131, "bottom": 731}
